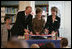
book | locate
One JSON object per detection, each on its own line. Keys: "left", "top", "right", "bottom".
{"left": 11, "top": 15, "right": 16, "bottom": 23}
{"left": 5, "top": 7, "right": 18, "bottom": 14}
{"left": 1, "top": 7, "right": 5, "bottom": 16}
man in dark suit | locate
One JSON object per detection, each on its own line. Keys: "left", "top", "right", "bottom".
{"left": 11, "top": 6, "right": 33, "bottom": 36}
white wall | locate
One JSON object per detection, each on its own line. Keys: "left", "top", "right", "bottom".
{"left": 49, "top": 1, "right": 71, "bottom": 47}
{"left": 64, "top": 1, "right": 71, "bottom": 47}
{"left": 19, "top": 1, "right": 30, "bottom": 11}
{"left": 30, "top": 1, "right": 35, "bottom": 18}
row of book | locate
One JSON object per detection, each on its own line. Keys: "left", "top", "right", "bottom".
{"left": 1, "top": 7, "right": 18, "bottom": 16}
{"left": 41, "top": 7, "right": 47, "bottom": 12}
{"left": 5, "top": 7, "right": 18, "bottom": 14}
{"left": 1, "top": 15, "right": 16, "bottom": 23}
{"left": 35, "top": 1, "right": 48, "bottom": 5}
{"left": 1, "top": 7, "right": 17, "bottom": 24}
{"left": 11, "top": 15, "right": 16, "bottom": 23}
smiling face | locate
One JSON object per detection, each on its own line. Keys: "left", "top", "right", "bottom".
{"left": 37, "top": 12, "right": 42, "bottom": 18}
{"left": 6, "top": 19, "right": 11, "bottom": 24}
{"left": 25, "top": 6, "right": 32, "bottom": 15}
{"left": 36, "top": 7, "right": 43, "bottom": 19}
{"left": 26, "top": 8, "right": 32, "bottom": 15}
{"left": 51, "top": 10, "right": 56, "bottom": 16}
{"left": 51, "top": 7, "right": 58, "bottom": 16}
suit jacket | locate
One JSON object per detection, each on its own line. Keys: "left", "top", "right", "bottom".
{"left": 45, "top": 15, "right": 60, "bottom": 34}
{"left": 11, "top": 11, "right": 33, "bottom": 36}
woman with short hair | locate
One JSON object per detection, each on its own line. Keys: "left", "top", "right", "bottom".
{"left": 44, "top": 7, "right": 60, "bottom": 37}
{"left": 32, "top": 7, "right": 45, "bottom": 35}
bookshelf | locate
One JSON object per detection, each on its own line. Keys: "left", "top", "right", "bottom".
{"left": 35, "top": 1, "right": 49, "bottom": 16}
{"left": 1, "top": 1, "right": 19, "bottom": 25}
{"left": 35, "top": 4, "right": 49, "bottom": 16}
